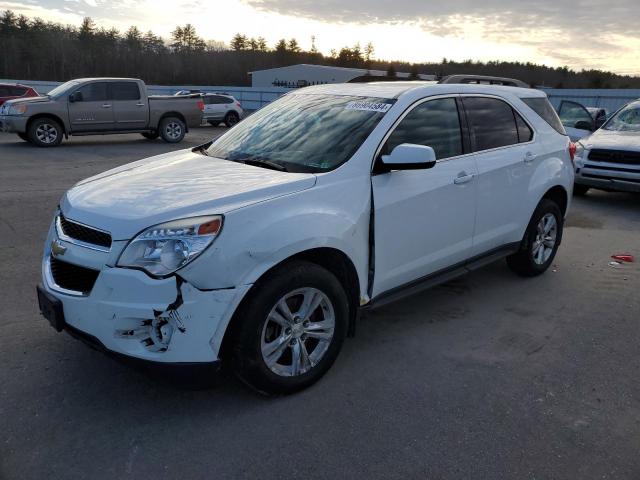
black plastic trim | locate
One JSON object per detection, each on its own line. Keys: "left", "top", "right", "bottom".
{"left": 363, "top": 242, "right": 520, "bottom": 310}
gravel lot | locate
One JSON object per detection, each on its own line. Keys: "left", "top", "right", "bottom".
{"left": 1, "top": 129, "right": 639, "bottom": 479}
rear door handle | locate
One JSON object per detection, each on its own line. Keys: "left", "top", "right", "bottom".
{"left": 101, "top": 104, "right": 112, "bottom": 108}
{"left": 524, "top": 151, "right": 537, "bottom": 164}
{"left": 454, "top": 173, "right": 475, "bottom": 185}
{"left": 136, "top": 103, "right": 145, "bottom": 107}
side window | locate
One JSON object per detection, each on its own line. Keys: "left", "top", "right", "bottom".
{"left": 383, "top": 97, "right": 463, "bottom": 160}
{"left": 462, "top": 97, "right": 519, "bottom": 151}
{"left": 0, "top": 87, "right": 9, "bottom": 96}
{"left": 222, "top": 96, "right": 234, "bottom": 104}
{"left": 74, "top": 82, "right": 108, "bottom": 102}
{"left": 10, "top": 87, "right": 27, "bottom": 96}
{"left": 111, "top": 82, "right": 140, "bottom": 101}
{"left": 514, "top": 110, "right": 533, "bottom": 143}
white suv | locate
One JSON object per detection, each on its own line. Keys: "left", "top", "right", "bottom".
{"left": 37, "top": 82, "right": 575, "bottom": 394}
{"left": 201, "top": 93, "right": 243, "bottom": 127}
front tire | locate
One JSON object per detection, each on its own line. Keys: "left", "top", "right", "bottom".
{"left": 573, "top": 184, "right": 590, "bottom": 196}
{"left": 28, "top": 117, "right": 63, "bottom": 147}
{"left": 159, "top": 116, "right": 186, "bottom": 143}
{"left": 507, "top": 199, "right": 563, "bottom": 277}
{"left": 231, "top": 261, "right": 348, "bottom": 395}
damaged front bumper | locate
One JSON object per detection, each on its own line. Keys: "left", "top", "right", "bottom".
{"left": 39, "top": 224, "right": 251, "bottom": 366}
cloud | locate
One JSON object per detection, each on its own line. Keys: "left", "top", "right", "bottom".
{"left": 243, "top": 0, "right": 639, "bottom": 37}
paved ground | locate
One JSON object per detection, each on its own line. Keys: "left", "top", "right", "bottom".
{"left": 1, "top": 129, "right": 639, "bottom": 479}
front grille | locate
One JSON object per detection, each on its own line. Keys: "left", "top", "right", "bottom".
{"left": 588, "top": 149, "right": 640, "bottom": 165}
{"left": 59, "top": 215, "right": 112, "bottom": 249}
{"left": 49, "top": 257, "right": 100, "bottom": 294}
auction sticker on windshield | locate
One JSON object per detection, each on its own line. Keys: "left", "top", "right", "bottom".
{"left": 345, "top": 101, "right": 392, "bottom": 113}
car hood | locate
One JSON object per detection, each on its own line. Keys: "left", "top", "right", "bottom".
{"left": 61, "top": 149, "right": 317, "bottom": 240}
{"left": 4, "top": 96, "right": 50, "bottom": 106}
{"left": 582, "top": 129, "right": 640, "bottom": 152}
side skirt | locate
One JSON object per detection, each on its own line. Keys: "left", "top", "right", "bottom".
{"left": 362, "top": 242, "right": 521, "bottom": 311}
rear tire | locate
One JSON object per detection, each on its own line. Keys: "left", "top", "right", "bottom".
{"left": 573, "top": 184, "right": 590, "bottom": 196}
{"left": 159, "top": 116, "right": 186, "bottom": 143}
{"left": 507, "top": 199, "right": 563, "bottom": 277}
{"left": 224, "top": 111, "right": 240, "bottom": 128}
{"left": 27, "top": 117, "right": 63, "bottom": 147}
{"left": 141, "top": 131, "right": 159, "bottom": 140}
{"left": 231, "top": 261, "right": 348, "bottom": 395}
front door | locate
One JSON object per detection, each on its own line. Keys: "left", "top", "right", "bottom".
{"left": 110, "top": 81, "right": 148, "bottom": 130}
{"left": 68, "top": 81, "right": 114, "bottom": 132}
{"left": 460, "top": 96, "right": 538, "bottom": 256}
{"left": 371, "top": 97, "right": 477, "bottom": 297}
{"left": 558, "top": 100, "right": 595, "bottom": 141}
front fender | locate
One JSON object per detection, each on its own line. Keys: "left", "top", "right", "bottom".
{"left": 178, "top": 175, "right": 371, "bottom": 297}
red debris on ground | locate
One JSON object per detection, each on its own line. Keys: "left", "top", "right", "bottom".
{"left": 611, "top": 254, "right": 635, "bottom": 263}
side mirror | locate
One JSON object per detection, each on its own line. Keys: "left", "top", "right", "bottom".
{"left": 575, "top": 120, "right": 594, "bottom": 131}
{"left": 379, "top": 144, "right": 437, "bottom": 172}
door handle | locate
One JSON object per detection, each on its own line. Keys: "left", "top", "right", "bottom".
{"left": 101, "top": 104, "right": 112, "bottom": 108}
{"left": 454, "top": 173, "right": 475, "bottom": 185}
{"left": 136, "top": 103, "right": 145, "bottom": 107}
{"left": 524, "top": 151, "right": 537, "bottom": 164}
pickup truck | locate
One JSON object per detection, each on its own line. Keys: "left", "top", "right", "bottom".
{"left": 0, "top": 78, "right": 203, "bottom": 147}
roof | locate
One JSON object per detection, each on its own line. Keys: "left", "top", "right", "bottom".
{"left": 249, "top": 63, "right": 433, "bottom": 79}
{"left": 291, "top": 82, "right": 546, "bottom": 100}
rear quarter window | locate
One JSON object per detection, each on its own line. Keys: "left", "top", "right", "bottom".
{"left": 522, "top": 97, "right": 566, "bottom": 135}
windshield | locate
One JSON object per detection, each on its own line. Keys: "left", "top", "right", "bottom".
{"left": 603, "top": 103, "right": 640, "bottom": 132}
{"left": 205, "top": 93, "right": 394, "bottom": 173}
{"left": 46, "top": 80, "right": 81, "bottom": 98}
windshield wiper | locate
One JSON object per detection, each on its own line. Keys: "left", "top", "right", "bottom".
{"left": 237, "top": 157, "right": 287, "bottom": 172}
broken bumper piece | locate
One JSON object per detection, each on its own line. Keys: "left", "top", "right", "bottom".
{"left": 39, "top": 266, "right": 251, "bottom": 364}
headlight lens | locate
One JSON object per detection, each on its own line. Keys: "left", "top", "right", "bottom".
{"left": 117, "top": 215, "right": 223, "bottom": 276}
{"left": 8, "top": 104, "right": 28, "bottom": 115}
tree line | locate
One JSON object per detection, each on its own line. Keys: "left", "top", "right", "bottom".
{"left": 1, "top": 10, "right": 639, "bottom": 88}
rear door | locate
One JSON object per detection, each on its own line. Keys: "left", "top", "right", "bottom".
{"left": 110, "top": 81, "right": 148, "bottom": 130}
{"left": 461, "top": 96, "right": 538, "bottom": 256}
{"left": 204, "top": 95, "right": 226, "bottom": 122}
{"left": 68, "top": 81, "right": 114, "bottom": 132}
{"left": 371, "top": 96, "right": 477, "bottom": 296}
{"left": 558, "top": 100, "right": 594, "bottom": 141}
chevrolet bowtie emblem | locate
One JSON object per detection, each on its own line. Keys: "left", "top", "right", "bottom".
{"left": 50, "top": 239, "right": 67, "bottom": 257}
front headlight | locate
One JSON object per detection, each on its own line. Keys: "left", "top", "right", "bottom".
{"left": 7, "top": 104, "right": 28, "bottom": 115}
{"left": 117, "top": 215, "right": 223, "bottom": 277}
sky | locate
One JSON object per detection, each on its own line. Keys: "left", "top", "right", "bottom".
{"left": 2, "top": 0, "right": 640, "bottom": 75}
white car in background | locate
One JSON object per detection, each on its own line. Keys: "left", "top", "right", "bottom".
{"left": 37, "top": 82, "right": 574, "bottom": 394}
{"left": 574, "top": 100, "right": 640, "bottom": 195}
{"left": 202, "top": 93, "right": 243, "bottom": 127}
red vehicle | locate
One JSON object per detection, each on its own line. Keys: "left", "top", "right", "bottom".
{"left": 0, "top": 83, "right": 38, "bottom": 106}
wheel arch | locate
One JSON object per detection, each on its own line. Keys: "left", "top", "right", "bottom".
{"left": 541, "top": 185, "right": 568, "bottom": 217}
{"left": 218, "top": 247, "right": 361, "bottom": 361}
{"left": 158, "top": 111, "right": 188, "bottom": 132}
{"left": 27, "top": 113, "right": 67, "bottom": 136}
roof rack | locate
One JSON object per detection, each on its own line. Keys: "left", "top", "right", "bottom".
{"left": 439, "top": 74, "right": 529, "bottom": 88}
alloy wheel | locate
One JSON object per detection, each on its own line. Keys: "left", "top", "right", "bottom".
{"left": 532, "top": 213, "right": 557, "bottom": 265}
{"left": 35, "top": 123, "right": 58, "bottom": 144}
{"left": 260, "top": 287, "right": 335, "bottom": 377}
